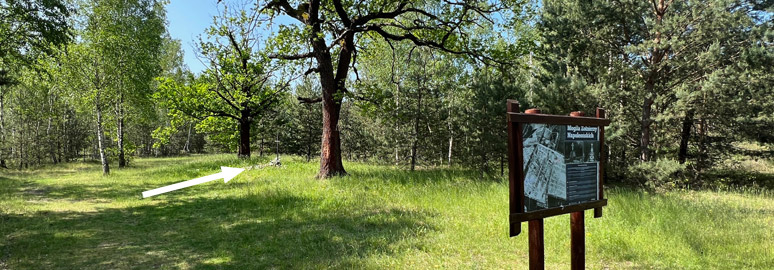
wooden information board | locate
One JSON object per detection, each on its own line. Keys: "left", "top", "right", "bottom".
{"left": 506, "top": 100, "right": 610, "bottom": 270}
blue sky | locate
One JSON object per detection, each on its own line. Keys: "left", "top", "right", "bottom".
{"left": 165, "top": 1, "right": 297, "bottom": 74}
{"left": 165, "top": 0, "right": 221, "bottom": 74}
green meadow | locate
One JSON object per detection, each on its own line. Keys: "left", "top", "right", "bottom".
{"left": 1, "top": 155, "right": 773, "bottom": 269}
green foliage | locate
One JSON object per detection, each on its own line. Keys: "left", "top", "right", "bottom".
{"left": 154, "top": 5, "right": 291, "bottom": 158}
{"left": 535, "top": 0, "right": 774, "bottom": 182}
{"left": 0, "top": 0, "right": 71, "bottom": 66}
{"left": 627, "top": 159, "right": 688, "bottom": 190}
{"left": 0, "top": 0, "right": 178, "bottom": 170}
{"left": 281, "top": 78, "right": 322, "bottom": 160}
{"left": 1, "top": 0, "right": 772, "bottom": 192}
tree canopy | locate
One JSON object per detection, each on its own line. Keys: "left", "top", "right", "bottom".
{"left": 0, "top": 0, "right": 772, "bottom": 189}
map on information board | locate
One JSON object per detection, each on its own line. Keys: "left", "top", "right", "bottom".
{"left": 522, "top": 124, "right": 600, "bottom": 212}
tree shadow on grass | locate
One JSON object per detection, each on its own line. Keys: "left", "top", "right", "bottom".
{"left": 2, "top": 166, "right": 255, "bottom": 202}
{"left": 703, "top": 168, "right": 774, "bottom": 190}
{"left": 2, "top": 176, "right": 143, "bottom": 202}
{"left": 0, "top": 175, "right": 25, "bottom": 190}
{"left": 128, "top": 155, "right": 270, "bottom": 176}
{"left": 1, "top": 190, "right": 434, "bottom": 269}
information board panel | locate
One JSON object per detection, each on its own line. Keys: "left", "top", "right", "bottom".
{"left": 506, "top": 107, "right": 610, "bottom": 237}
{"left": 522, "top": 124, "right": 600, "bottom": 212}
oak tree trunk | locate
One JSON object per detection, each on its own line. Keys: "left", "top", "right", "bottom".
{"left": 318, "top": 94, "right": 345, "bottom": 177}
{"left": 238, "top": 116, "right": 251, "bottom": 158}
{"left": 313, "top": 23, "right": 348, "bottom": 178}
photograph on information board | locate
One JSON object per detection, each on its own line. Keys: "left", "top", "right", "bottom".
{"left": 522, "top": 124, "right": 600, "bottom": 212}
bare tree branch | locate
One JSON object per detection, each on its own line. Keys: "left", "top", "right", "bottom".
{"left": 226, "top": 30, "right": 248, "bottom": 70}
{"left": 365, "top": 25, "right": 506, "bottom": 65}
{"left": 298, "top": 96, "right": 323, "bottom": 104}
{"left": 332, "top": 0, "right": 352, "bottom": 26}
{"left": 352, "top": 3, "right": 411, "bottom": 25}
{"left": 268, "top": 51, "right": 316, "bottom": 60}
{"left": 304, "top": 67, "right": 320, "bottom": 75}
{"left": 259, "top": 0, "right": 303, "bottom": 22}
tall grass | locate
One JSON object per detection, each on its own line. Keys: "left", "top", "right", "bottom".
{"left": 1, "top": 155, "right": 772, "bottom": 269}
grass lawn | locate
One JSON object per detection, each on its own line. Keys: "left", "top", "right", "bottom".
{"left": 1, "top": 154, "right": 773, "bottom": 269}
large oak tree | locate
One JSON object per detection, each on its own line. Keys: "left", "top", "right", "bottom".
{"left": 156, "top": 7, "right": 293, "bottom": 158}
{"left": 248, "top": 0, "right": 516, "bottom": 178}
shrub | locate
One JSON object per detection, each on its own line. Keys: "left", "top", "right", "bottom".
{"left": 627, "top": 159, "right": 687, "bottom": 190}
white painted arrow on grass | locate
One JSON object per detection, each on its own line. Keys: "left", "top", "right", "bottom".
{"left": 142, "top": 166, "right": 245, "bottom": 198}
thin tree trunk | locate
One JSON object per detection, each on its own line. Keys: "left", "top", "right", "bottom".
{"left": 410, "top": 86, "right": 422, "bottom": 171}
{"left": 307, "top": 106, "right": 313, "bottom": 162}
{"left": 411, "top": 60, "right": 426, "bottom": 171}
{"left": 47, "top": 115, "right": 56, "bottom": 164}
{"left": 697, "top": 117, "right": 708, "bottom": 168}
{"left": 275, "top": 131, "right": 280, "bottom": 160}
{"left": 678, "top": 109, "right": 695, "bottom": 164}
{"left": 447, "top": 95, "right": 453, "bottom": 166}
{"left": 62, "top": 114, "right": 69, "bottom": 161}
{"left": 35, "top": 118, "right": 41, "bottom": 165}
{"left": 18, "top": 125, "right": 24, "bottom": 169}
{"left": 184, "top": 122, "right": 192, "bottom": 153}
{"left": 394, "top": 84, "right": 400, "bottom": 165}
{"left": 480, "top": 107, "right": 488, "bottom": 176}
{"left": 11, "top": 128, "right": 17, "bottom": 168}
{"left": 410, "top": 138, "right": 418, "bottom": 171}
{"left": 117, "top": 93, "right": 126, "bottom": 167}
{"left": 95, "top": 91, "right": 110, "bottom": 176}
{"left": 47, "top": 94, "right": 58, "bottom": 164}
{"left": 447, "top": 136, "right": 453, "bottom": 166}
{"left": 0, "top": 87, "right": 6, "bottom": 168}
{"left": 640, "top": 94, "right": 654, "bottom": 162}
{"left": 57, "top": 140, "right": 62, "bottom": 163}
{"left": 117, "top": 114, "right": 125, "bottom": 167}
{"left": 22, "top": 129, "right": 27, "bottom": 169}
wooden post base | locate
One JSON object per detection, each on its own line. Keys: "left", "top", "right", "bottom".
{"left": 571, "top": 211, "right": 585, "bottom": 270}
{"left": 529, "top": 219, "right": 545, "bottom": 270}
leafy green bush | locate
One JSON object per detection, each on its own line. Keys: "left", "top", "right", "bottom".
{"left": 627, "top": 159, "right": 687, "bottom": 190}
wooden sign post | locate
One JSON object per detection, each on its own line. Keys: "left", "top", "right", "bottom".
{"left": 506, "top": 100, "right": 609, "bottom": 270}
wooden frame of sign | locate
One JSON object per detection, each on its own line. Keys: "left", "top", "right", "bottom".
{"left": 506, "top": 100, "right": 610, "bottom": 270}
